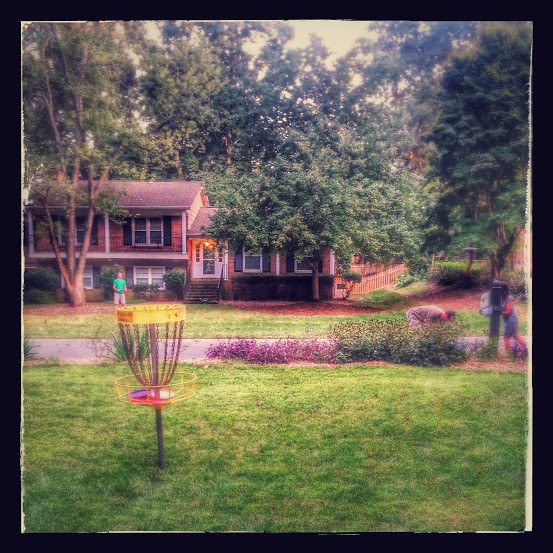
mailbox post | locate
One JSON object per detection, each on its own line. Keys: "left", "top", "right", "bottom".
{"left": 489, "top": 280, "right": 502, "bottom": 341}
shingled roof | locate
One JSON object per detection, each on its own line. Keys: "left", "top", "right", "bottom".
{"left": 33, "top": 180, "right": 205, "bottom": 209}
{"left": 104, "top": 180, "right": 204, "bottom": 208}
{"left": 188, "top": 207, "right": 218, "bottom": 237}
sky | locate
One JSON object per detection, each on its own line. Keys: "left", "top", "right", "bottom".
{"left": 145, "top": 20, "right": 374, "bottom": 63}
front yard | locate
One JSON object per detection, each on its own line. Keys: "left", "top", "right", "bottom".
{"left": 22, "top": 287, "right": 528, "bottom": 339}
{"left": 22, "top": 362, "right": 528, "bottom": 532}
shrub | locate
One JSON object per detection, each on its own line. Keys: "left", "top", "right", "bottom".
{"left": 24, "top": 267, "right": 59, "bottom": 292}
{"left": 25, "top": 289, "right": 55, "bottom": 304}
{"left": 395, "top": 273, "right": 418, "bottom": 289}
{"left": 501, "top": 270, "right": 527, "bottom": 301}
{"left": 330, "top": 316, "right": 468, "bottom": 366}
{"left": 429, "top": 261, "right": 488, "bottom": 288}
{"left": 100, "top": 264, "right": 124, "bottom": 300}
{"left": 133, "top": 283, "right": 160, "bottom": 299}
{"left": 340, "top": 271, "right": 362, "bottom": 299}
{"left": 23, "top": 336, "right": 38, "bottom": 360}
{"left": 477, "top": 338, "right": 500, "bottom": 360}
{"left": 206, "top": 339, "right": 337, "bottom": 364}
{"left": 230, "top": 274, "right": 334, "bottom": 301}
{"left": 163, "top": 268, "right": 187, "bottom": 300}
{"left": 361, "top": 289, "right": 406, "bottom": 309}
{"left": 108, "top": 330, "right": 148, "bottom": 362}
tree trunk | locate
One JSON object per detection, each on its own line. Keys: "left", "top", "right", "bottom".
{"left": 489, "top": 252, "right": 498, "bottom": 281}
{"left": 66, "top": 282, "right": 87, "bottom": 307}
{"left": 312, "top": 265, "right": 320, "bottom": 301}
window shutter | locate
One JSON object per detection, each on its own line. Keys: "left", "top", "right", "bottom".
{"left": 234, "top": 249, "right": 243, "bottom": 272}
{"left": 163, "top": 216, "right": 172, "bottom": 246}
{"left": 318, "top": 257, "right": 323, "bottom": 272}
{"left": 286, "top": 253, "right": 295, "bottom": 273}
{"left": 262, "top": 249, "right": 271, "bottom": 273}
{"left": 125, "top": 266, "right": 134, "bottom": 288}
{"left": 123, "top": 218, "right": 132, "bottom": 246}
{"left": 92, "top": 266, "right": 101, "bottom": 288}
{"left": 91, "top": 217, "right": 98, "bottom": 245}
{"left": 23, "top": 218, "right": 29, "bottom": 247}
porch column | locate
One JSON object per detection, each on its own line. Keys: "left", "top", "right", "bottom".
{"left": 275, "top": 253, "right": 280, "bottom": 276}
{"left": 104, "top": 215, "right": 110, "bottom": 253}
{"left": 181, "top": 211, "right": 186, "bottom": 254}
{"left": 330, "top": 250, "right": 335, "bottom": 275}
{"left": 224, "top": 247, "right": 229, "bottom": 280}
{"left": 28, "top": 212, "right": 34, "bottom": 254}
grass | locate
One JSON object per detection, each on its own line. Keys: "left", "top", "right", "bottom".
{"left": 22, "top": 361, "right": 528, "bottom": 532}
{"left": 22, "top": 301, "right": 527, "bottom": 339}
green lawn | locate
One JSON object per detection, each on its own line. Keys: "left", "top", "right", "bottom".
{"left": 22, "top": 362, "right": 528, "bottom": 532}
{"left": 23, "top": 302, "right": 527, "bottom": 339}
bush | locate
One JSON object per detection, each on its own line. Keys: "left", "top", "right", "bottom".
{"left": 133, "top": 283, "right": 160, "bottom": 299}
{"left": 395, "top": 273, "right": 418, "bottom": 289}
{"left": 501, "top": 270, "right": 527, "bottom": 300}
{"left": 340, "top": 271, "right": 362, "bottom": 299}
{"left": 100, "top": 264, "right": 124, "bottom": 300}
{"left": 163, "top": 268, "right": 187, "bottom": 300}
{"left": 24, "top": 267, "right": 59, "bottom": 292}
{"left": 361, "top": 289, "right": 406, "bottom": 309}
{"left": 330, "top": 316, "right": 468, "bottom": 366}
{"left": 23, "top": 336, "right": 38, "bottom": 360}
{"left": 25, "top": 289, "right": 55, "bottom": 304}
{"left": 206, "top": 339, "right": 337, "bottom": 364}
{"left": 429, "top": 261, "right": 488, "bottom": 288}
{"left": 230, "top": 274, "right": 334, "bottom": 301}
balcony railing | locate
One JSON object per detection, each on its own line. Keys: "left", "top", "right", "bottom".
{"left": 32, "top": 235, "right": 184, "bottom": 254}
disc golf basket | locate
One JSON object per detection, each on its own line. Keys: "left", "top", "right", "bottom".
{"left": 114, "top": 304, "right": 197, "bottom": 468}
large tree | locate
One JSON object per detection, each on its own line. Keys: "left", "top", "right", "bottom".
{"left": 425, "top": 22, "right": 532, "bottom": 278}
{"left": 23, "top": 21, "right": 143, "bottom": 306}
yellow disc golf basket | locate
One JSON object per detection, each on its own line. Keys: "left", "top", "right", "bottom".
{"left": 114, "top": 304, "right": 197, "bottom": 468}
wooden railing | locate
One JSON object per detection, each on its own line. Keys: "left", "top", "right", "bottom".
{"left": 334, "top": 263, "right": 406, "bottom": 298}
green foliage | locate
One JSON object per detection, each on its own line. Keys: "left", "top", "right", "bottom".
{"left": 501, "top": 270, "right": 527, "bottom": 300}
{"left": 361, "top": 290, "right": 407, "bottom": 309}
{"left": 108, "top": 330, "right": 147, "bottom": 362}
{"left": 162, "top": 269, "right": 187, "bottom": 300}
{"left": 100, "top": 264, "right": 124, "bottom": 300}
{"left": 25, "top": 289, "right": 56, "bottom": 304}
{"left": 24, "top": 268, "right": 59, "bottom": 292}
{"left": 395, "top": 273, "right": 418, "bottom": 288}
{"left": 23, "top": 336, "right": 38, "bottom": 360}
{"left": 341, "top": 271, "right": 362, "bottom": 299}
{"left": 133, "top": 283, "right": 160, "bottom": 299}
{"left": 330, "top": 317, "right": 468, "bottom": 366}
{"left": 477, "top": 338, "right": 500, "bottom": 361}
{"left": 426, "top": 23, "right": 532, "bottom": 276}
{"left": 429, "top": 261, "right": 489, "bottom": 288}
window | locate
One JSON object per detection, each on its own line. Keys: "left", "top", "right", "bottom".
{"left": 195, "top": 244, "right": 201, "bottom": 262}
{"left": 135, "top": 266, "right": 166, "bottom": 289}
{"left": 134, "top": 217, "right": 162, "bottom": 245}
{"left": 296, "top": 257, "right": 313, "bottom": 272}
{"left": 235, "top": 248, "right": 270, "bottom": 273}
{"left": 244, "top": 250, "right": 262, "bottom": 271}
{"left": 76, "top": 218, "right": 86, "bottom": 244}
{"left": 62, "top": 265, "right": 93, "bottom": 289}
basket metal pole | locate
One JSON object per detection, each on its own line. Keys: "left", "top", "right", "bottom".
{"left": 149, "top": 323, "right": 166, "bottom": 469}
{"left": 155, "top": 409, "right": 166, "bottom": 469}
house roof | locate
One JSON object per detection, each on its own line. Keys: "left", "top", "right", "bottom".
{"left": 188, "top": 207, "right": 218, "bottom": 237}
{"left": 104, "top": 180, "right": 204, "bottom": 209}
{"left": 33, "top": 180, "right": 205, "bottom": 209}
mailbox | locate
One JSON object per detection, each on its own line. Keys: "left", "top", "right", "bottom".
{"left": 479, "top": 292, "right": 493, "bottom": 316}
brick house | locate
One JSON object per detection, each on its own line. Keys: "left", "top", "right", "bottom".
{"left": 23, "top": 180, "right": 336, "bottom": 302}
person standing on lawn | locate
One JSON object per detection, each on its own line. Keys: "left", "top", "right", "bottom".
{"left": 500, "top": 282, "right": 526, "bottom": 355}
{"left": 113, "top": 271, "right": 127, "bottom": 307}
{"left": 406, "top": 305, "right": 456, "bottom": 329}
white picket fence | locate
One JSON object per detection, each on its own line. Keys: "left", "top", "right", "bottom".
{"left": 334, "top": 263, "right": 406, "bottom": 298}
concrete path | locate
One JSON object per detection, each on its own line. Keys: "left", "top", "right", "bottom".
{"left": 29, "top": 338, "right": 271, "bottom": 362}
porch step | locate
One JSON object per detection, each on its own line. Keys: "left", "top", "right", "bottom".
{"left": 184, "top": 280, "right": 220, "bottom": 304}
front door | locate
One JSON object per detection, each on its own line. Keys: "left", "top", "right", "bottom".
{"left": 193, "top": 241, "right": 223, "bottom": 278}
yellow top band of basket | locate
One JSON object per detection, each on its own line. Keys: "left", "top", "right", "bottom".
{"left": 116, "top": 304, "right": 186, "bottom": 325}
